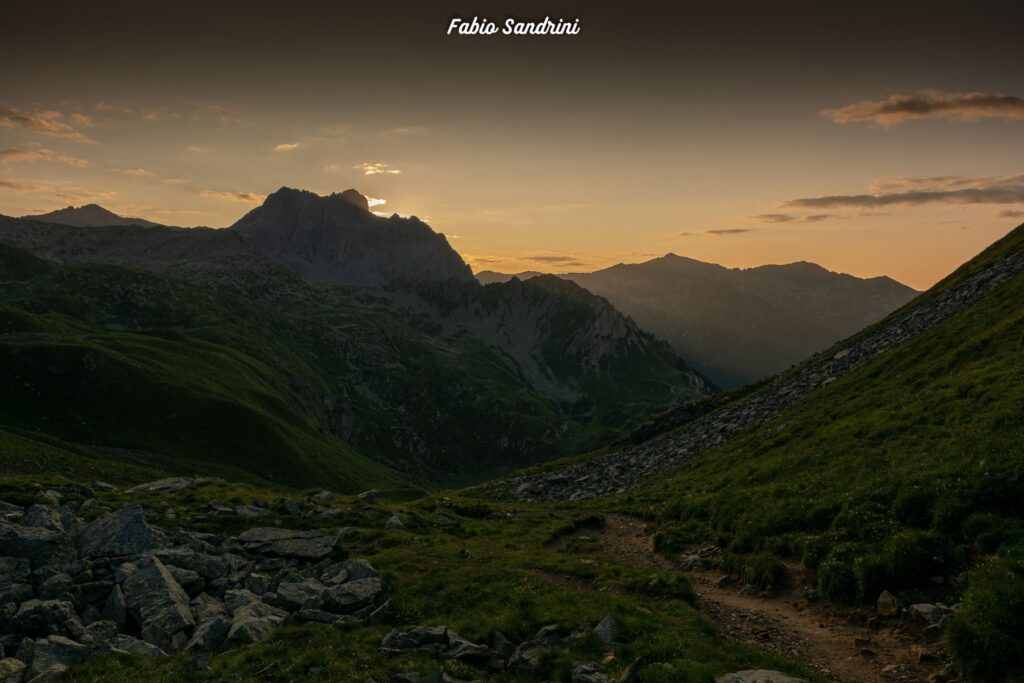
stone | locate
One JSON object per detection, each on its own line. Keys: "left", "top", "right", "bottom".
{"left": 12, "top": 600, "right": 77, "bottom": 638}
{"left": 244, "top": 573, "right": 271, "bottom": 596}
{"left": 271, "top": 580, "right": 327, "bottom": 611}
{"left": 110, "top": 634, "right": 166, "bottom": 657}
{"left": 79, "top": 504, "right": 162, "bottom": 558}
{"left": 715, "top": 671, "right": 806, "bottom": 683}
{"left": 83, "top": 619, "right": 118, "bottom": 643}
{"left": 37, "top": 574, "right": 75, "bottom": 602}
{"left": 167, "top": 566, "right": 204, "bottom": 598}
{"left": 509, "top": 640, "right": 550, "bottom": 672}
{"left": 185, "top": 614, "right": 230, "bottom": 653}
{"left": 593, "top": 614, "right": 615, "bottom": 644}
{"left": 877, "top": 590, "right": 901, "bottom": 617}
{"left": 0, "top": 523, "right": 75, "bottom": 569}
{"left": 102, "top": 585, "right": 127, "bottom": 631}
{"left": 535, "top": 623, "right": 561, "bottom": 644}
{"left": 445, "top": 631, "right": 497, "bottom": 664}
{"left": 908, "top": 604, "right": 946, "bottom": 626}
{"left": 226, "top": 601, "right": 287, "bottom": 645}
{"left": 279, "top": 499, "right": 301, "bottom": 516}
{"left": 121, "top": 556, "right": 195, "bottom": 651}
{"left": 573, "top": 660, "right": 609, "bottom": 683}
{"left": 380, "top": 626, "right": 449, "bottom": 653}
{"left": 20, "top": 505, "right": 64, "bottom": 533}
{"left": 492, "top": 630, "right": 515, "bottom": 658}
{"left": 0, "top": 657, "right": 25, "bottom": 683}
{"left": 27, "top": 635, "right": 88, "bottom": 680}
{"left": 237, "top": 527, "right": 340, "bottom": 560}
{"left": 385, "top": 515, "right": 403, "bottom": 529}
{"left": 152, "top": 548, "right": 227, "bottom": 580}
{"left": 124, "top": 477, "right": 194, "bottom": 494}
{"left": 357, "top": 490, "right": 378, "bottom": 503}
{"left": 324, "top": 577, "right": 381, "bottom": 614}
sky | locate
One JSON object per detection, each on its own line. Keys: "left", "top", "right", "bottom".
{"left": 1, "top": 1, "right": 1023, "bottom": 289}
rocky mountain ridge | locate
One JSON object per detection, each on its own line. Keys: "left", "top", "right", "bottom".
{"left": 502, "top": 245, "right": 1024, "bottom": 502}
{"left": 20, "top": 205, "right": 161, "bottom": 229}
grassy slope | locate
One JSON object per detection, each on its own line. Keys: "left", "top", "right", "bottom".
{"left": 0, "top": 476, "right": 816, "bottom": 683}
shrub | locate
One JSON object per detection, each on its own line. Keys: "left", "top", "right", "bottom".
{"left": 892, "top": 486, "right": 936, "bottom": 528}
{"left": 831, "top": 502, "right": 896, "bottom": 542}
{"left": 854, "top": 554, "right": 888, "bottom": 603}
{"left": 946, "top": 559, "right": 1024, "bottom": 682}
{"left": 818, "top": 559, "right": 857, "bottom": 603}
{"left": 801, "top": 535, "right": 833, "bottom": 569}
{"left": 933, "top": 497, "right": 972, "bottom": 534}
{"left": 744, "top": 552, "right": 786, "bottom": 590}
{"left": 882, "top": 530, "right": 945, "bottom": 589}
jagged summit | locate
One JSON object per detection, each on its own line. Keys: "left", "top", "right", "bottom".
{"left": 231, "top": 187, "right": 473, "bottom": 286}
{"left": 21, "top": 204, "right": 161, "bottom": 228}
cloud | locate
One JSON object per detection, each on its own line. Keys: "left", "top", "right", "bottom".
{"left": 274, "top": 143, "right": 299, "bottom": 151}
{"left": 187, "top": 145, "right": 208, "bottom": 153}
{"left": 752, "top": 213, "right": 833, "bottom": 224}
{"left": 0, "top": 179, "right": 37, "bottom": 191}
{"left": 0, "top": 147, "right": 89, "bottom": 167}
{"left": 199, "top": 189, "right": 264, "bottom": 203}
{"left": 785, "top": 173, "right": 1024, "bottom": 208}
{"left": 54, "top": 190, "right": 117, "bottom": 202}
{"left": 678, "top": 228, "right": 757, "bottom": 237}
{"left": 998, "top": 209, "right": 1024, "bottom": 219}
{"left": 355, "top": 162, "right": 402, "bottom": 175}
{"left": 0, "top": 108, "right": 96, "bottom": 143}
{"left": 520, "top": 255, "right": 582, "bottom": 264}
{"left": 118, "top": 167, "right": 153, "bottom": 177}
{"left": 366, "top": 196, "right": 386, "bottom": 208}
{"left": 161, "top": 178, "right": 189, "bottom": 185}
{"left": 822, "top": 90, "right": 1024, "bottom": 127}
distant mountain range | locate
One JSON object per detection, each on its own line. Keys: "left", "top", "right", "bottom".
{"left": 0, "top": 190, "right": 709, "bottom": 489}
{"left": 480, "top": 255, "right": 918, "bottom": 387}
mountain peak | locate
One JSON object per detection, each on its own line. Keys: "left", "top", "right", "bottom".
{"left": 21, "top": 204, "right": 161, "bottom": 228}
{"left": 232, "top": 187, "right": 473, "bottom": 286}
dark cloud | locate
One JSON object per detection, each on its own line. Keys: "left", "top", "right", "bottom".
{"left": 785, "top": 174, "right": 1024, "bottom": 208}
{"left": 753, "top": 213, "right": 832, "bottom": 224}
{"left": 521, "top": 255, "right": 583, "bottom": 264}
{"left": 198, "top": 189, "right": 264, "bottom": 203}
{"left": 822, "top": 90, "right": 1024, "bottom": 126}
{"left": 706, "top": 228, "right": 756, "bottom": 235}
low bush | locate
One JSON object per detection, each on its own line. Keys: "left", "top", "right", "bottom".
{"left": 946, "top": 559, "right": 1024, "bottom": 682}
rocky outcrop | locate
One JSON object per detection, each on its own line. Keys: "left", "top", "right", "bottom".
{"left": 231, "top": 187, "right": 474, "bottom": 286}
{"left": 503, "top": 249, "right": 1024, "bottom": 502}
{"left": 0, "top": 492, "right": 387, "bottom": 678}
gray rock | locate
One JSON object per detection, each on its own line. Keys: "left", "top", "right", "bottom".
{"left": 110, "top": 634, "right": 166, "bottom": 657}
{"left": 37, "top": 574, "right": 75, "bottom": 603}
{"left": 190, "top": 593, "right": 228, "bottom": 623}
{"left": 509, "top": 640, "right": 549, "bottom": 672}
{"left": 324, "top": 577, "right": 381, "bottom": 614}
{"left": 446, "top": 631, "right": 497, "bottom": 664}
{"left": 296, "top": 609, "right": 358, "bottom": 625}
{"left": 20, "top": 505, "right": 64, "bottom": 533}
{"left": 0, "top": 657, "right": 25, "bottom": 683}
{"left": 121, "top": 556, "right": 195, "bottom": 651}
{"left": 152, "top": 548, "right": 226, "bottom": 580}
{"left": 593, "top": 614, "right": 615, "bottom": 644}
{"left": 13, "top": 600, "right": 77, "bottom": 638}
{"left": 27, "top": 635, "right": 88, "bottom": 680}
{"left": 573, "top": 660, "right": 609, "bottom": 683}
{"left": 380, "top": 625, "right": 448, "bottom": 653}
{"left": 244, "top": 573, "right": 271, "bottom": 596}
{"left": 102, "top": 585, "right": 127, "bottom": 631}
{"left": 492, "top": 630, "right": 515, "bottom": 658}
{"left": 226, "top": 602, "right": 287, "bottom": 645}
{"left": 535, "top": 623, "right": 561, "bottom": 644}
{"left": 83, "top": 619, "right": 118, "bottom": 643}
{"left": 272, "top": 580, "right": 327, "bottom": 611}
{"left": 279, "top": 499, "right": 301, "bottom": 516}
{"left": 908, "top": 603, "right": 946, "bottom": 626}
{"left": 715, "top": 671, "right": 806, "bottom": 683}
{"left": 385, "top": 515, "right": 403, "bottom": 530}
{"left": 167, "top": 566, "right": 204, "bottom": 598}
{"left": 357, "top": 490, "right": 378, "bottom": 503}
{"left": 185, "top": 614, "right": 230, "bottom": 653}
{"left": 877, "top": 590, "right": 900, "bottom": 617}
{"left": 79, "top": 504, "right": 162, "bottom": 558}
{"left": 124, "top": 477, "right": 194, "bottom": 494}
{"left": 0, "top": 523, "right": 74, "bottom": 569}
{"left": 237, "top": 527, "right": 340, "bottom": 560}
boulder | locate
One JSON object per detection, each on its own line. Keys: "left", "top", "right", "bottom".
{"left": 185, "top": 614, "right": 230, "bottom": 653}
{"left": 271, "top": 580, "right": 327, "bottom": 611}
{"left": 877, "top": 590, "right": 901, "bottom": 617}
{"left": 226, "top": 602, "right": 287, "bottom": 645}
{"left": 357, "top": 490, "right": 378, "bottom": 503}
{"left": 909, "top": 604, "right": 946, "bottom": 626}
{"left": 121, "top": 556, "right": 195, "bottom": 651}
{"left": 593, "top": 614, "right": 615, "bottom": 644}
{"left": 27, "top": 635, "right": 88, "bottom": 680}
{"left": 385, "top": 515, "right": 403, "bottom": 530}
{"left": 0, "top": 657, "right": 25, "bottom": 683}
{"left": 380, "top": 625, "right": 448, "bottom": 653}
{"left": 573, "top": 660, "right": 609, "bottom": 683}
{"left": 110, "top": 634, "right": 166, "bottom": 657}
{"left": 153, "top": 548, "right": 227, "bottom": 580}
{"left": 445, "top": 631, "right": 498, "bottom": 664}
{"left": 20, "top": 505, "right": 64, "bottom": 533}
{"left": 102, "top": 585, "right": 127, "bottom": 631}
{"left": 715, "top": 671, "right": 806, "bottom": 683}
{"left": 167, "top": 566, "right": 204, "bottom": 598}
{"left": 12, "top": 600, "right": 77, "bottom": 638}
{"left": 79, "top": 504, "right": 163, "bottom": 558}
{"left": 492, "top": 630, "right": 515, "bottom": 658}
{"left": 509, "top": 640, "right": 550, "bottom": 672}
{"left": 324, "top": 577, "right": 381, "bottom": 614}
{"left": 0, "top": 557, "right": 32, "bottom": 605}
{"left": 237, "top": 527, "right": 340, "bottom": 560}
{"left": 279, "top": 499, "right": 301, "bottom": 516}
{"left": 124, "top": 477, "right": 194, "bottom": 494}
{"left": 0, "top": 523, "right": 75, "bottom": 568}
{"left": 322, "top": 558, "right": 377, "bottom": 585}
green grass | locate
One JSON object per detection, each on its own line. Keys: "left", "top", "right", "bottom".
{"left": 3, "top": 477, "right": 817, "bottom": 683}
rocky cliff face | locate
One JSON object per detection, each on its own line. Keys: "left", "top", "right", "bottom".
{"left": 231, "top": 188, "right": 474, "bottom": 286}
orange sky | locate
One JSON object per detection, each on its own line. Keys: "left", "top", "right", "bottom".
{"left": 1, "top": 1, "right": 1023, "bottom": 290}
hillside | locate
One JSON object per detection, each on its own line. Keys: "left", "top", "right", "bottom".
{"left": 0, "top": 209, "right": 710, "bottom": 489}
{"left": 21, "top": 204, "right": 162, "bottom": 228}
{"left": 482, "top": 256, "right": 917, "bottom": 387}
{"left": 499, "top": 223, "right": 1024, "bottom": 681}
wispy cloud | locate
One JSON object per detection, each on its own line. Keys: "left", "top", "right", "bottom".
{"left": 354, "top": 162, "right": 402, "bottom": 175}
{"left": 199, "top": 189, "right": 264, "bottom": 203}
{"left": 274, "top": 142, "right": 299, "bottom": 151}
{"left": 678, "top": 228, "right": 758, "bottom": 237}
{"left": 520, "top": 255, "right": 583, "bottom": 264}
{"left": 161, "top": 178, "right": 189, "bottom": 185}
{"left": 187, "top": 145, "right": 208, "bottom": 153}
{"left": 0, "top": 107, "right": 97, "bottom": 143}
{"left": 998, "top": 209, "right": 1024, "bottom": 219}
{"left": 0, "top": 179, "right": 37, "bottom": 191}
{"left": 822, "top": 90, "right": 1024, "bottom": 127}
{"left": 0, "top": 147, "right": 89, "bottom": 167}
{"left": 785, "top": 173, "right": 1024, "bottom": 208}
{"left": 118, "top": 167, "right": 153, "bottom": 177}
{"left": 366, "top": 196, "right": 386, "bottom": 208}
{"left": 54, "top": 190, "right": 118, "bottom": 202}
{"left": 752, "top": 212, "right": 832, "bottom": 224}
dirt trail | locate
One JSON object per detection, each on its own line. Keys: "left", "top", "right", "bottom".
{"left": 600, "top": 515, "right": 945, "bottom": 683}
